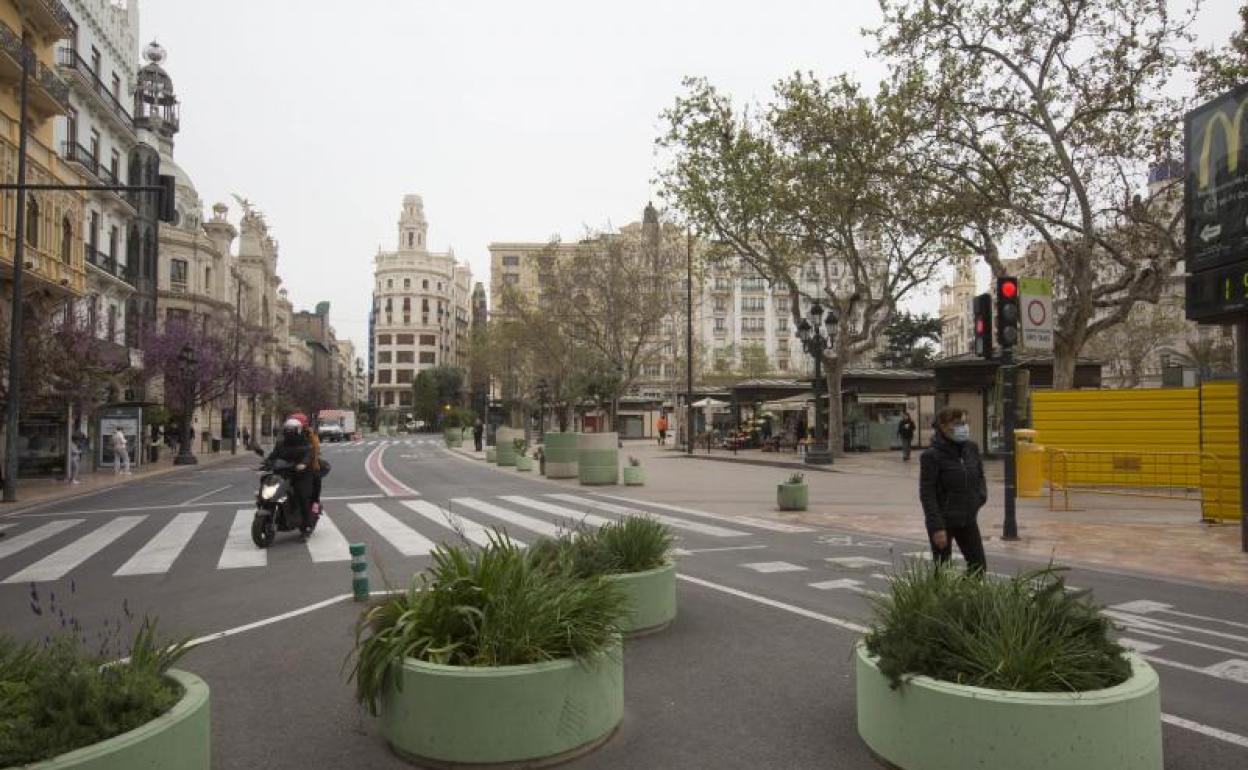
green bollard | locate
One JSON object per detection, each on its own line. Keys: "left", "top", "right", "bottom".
{"left": 350, "top": 542, "right": 369, "bottom": 601}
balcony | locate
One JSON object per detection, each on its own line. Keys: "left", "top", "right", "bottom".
{"left": 13, "top": 0, "right": 73, "bottom": 41}
{"left": 85, "top": 244, "right": 134, "bottom": 286}
{"left": 57, "top": 48, "right": 136, "bottom": 138}
{"left": 61, "top": 142, "right": 133, "bottom": 211}
{"left": 0, "top": 21, "right": 70, "bottom": 116}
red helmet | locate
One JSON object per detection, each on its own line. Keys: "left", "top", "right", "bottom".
{"left": 288, "top": 412, "right": 309, "bottom": 428}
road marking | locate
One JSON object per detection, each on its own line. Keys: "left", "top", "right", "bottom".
{"left": 1139, "top": 653, "right": 1248, "bottom": 685}
{"left": 1160, "top": 714, "right": 1248, "bottom": 750}
{"left": 114, "top": 511, "right": 207, "bottom": 576}
{"left": 1117, "top": 638, "right": 1163, "bottom": 653}
{"left": 0, "top": 520, "right": 81, "bottom": 560}
{"left": 13, "top": 494, "right": 388, "bottom": 519}
{"left": 1204, "top": 660, "right": 1248, "bottom": 684}
{"left": 741, "top": 561, "right": 807, "bottom": 573}
{"left": 452, "top": 498, "right": 565, "bottom": 538}
{"left": 364, "top": 444, "right": 419, "bottom": 497}
{"left": 1111, "top": 600, "right": 1248, "bottom": 631}
{"left": 499, "top": 496, "right": 614, "bottom": 529}
{"left": 808, "top": 577, "right": 885, "bottom": 597}
{"left": 217, "top": 510, "right": 267, "bottom": 569}
{"left": 677, "top": 573, "right": 869, "bottom": 633}
{"left": 348, "top": 502, "right": 436, "bottom": 557}
{"left": 1105, "top": 610, "right": 1248, "bottom": 645}
{"left": 181, "top": 484, "right": 232, "bottom": 506}
{"left": 401, "top": 500, "right": 520, "bottom": 548}
{"left": 825, "top": 556, "right": 891, "bottom": 569}
{"left": 546, "top": 493, "right": 748, "bottom": 538}
{"left": 591, "top": 493, "right": 816, "bottom": 533}
{"left": 1124, "top": 627, "right": 1248, "bottom": 657}
{"left": 5, "top": 516, "right": 144, "bottom": 583}
{"left": 680, "top": 545, "right": 769, "bottom": 554}
{"left": 304, "top": 513, "right": 352, "bottom": 563}
{"left": 0, "top": 522, "right": 17, "bottom": 532}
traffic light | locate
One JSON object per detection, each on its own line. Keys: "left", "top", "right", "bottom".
{"left": 158, "top": 174, "right": 177, "bottom": 224}
{"left": 972, "top": 293, "right": 993, "bottom": 360}
{"left": 996, "top": 276, "right": 1021, "bottom": 349}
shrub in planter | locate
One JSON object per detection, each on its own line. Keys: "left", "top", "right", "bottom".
{"left": 349, "top": 535, "right": 627, "bottom": 766}
{"left": 622, "top": 456, "right": 645, "bottom": 486}
{"left": 485, "top": 446, "right": 497, "bottom": 463}
{"left": 776, "top": 471, "right": 808, "bottom": 511}
{"left": 514, "top": 441, "right": 534, "bottom": 472}
{"left": 857, "top": 564, "right": 1159, "bottom": 770}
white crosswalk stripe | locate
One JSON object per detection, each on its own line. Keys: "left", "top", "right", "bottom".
{"left": 0, "top": 519, "right": 81, "bottom": 561}
{"left": 5, "top": 516, "right": 145, "bottom": 583}
{"left": 591, "top": 493, "right": 816, "bottom": 533}
{"left": 546, "top": 494, "right": 749, "bottom": 538}
{"left": 218, "top": 509, "right": 267, "bottom": 569}
{"left": 401, "top": 500, "right": 519, "bottom": 548}
{"left": 348, "top": 502, "right": 436, "bottom": 556}
{"left": 305, "top": 513, "right": 352, "bottom": 562}
{"left": 452, "top": 498, "right": 566, "bottom": 538}
{"left": 115, "top": 511, "right": 207, "bottom": 576}
{"left": 499, "top": 496, "right": 614, "bottom": 529}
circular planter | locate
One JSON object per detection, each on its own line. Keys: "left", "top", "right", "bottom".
{"left": 605, "top": 562, "right": 675, "bottom": 636}
{"left": 444, "top": 428, "right": 463, "bottom": 448}
{"left": 485, "top": 447, "right": 497, "bottom": 463}
{"left": 380, "top": 645, "right": 623, "bottom": 767}
{"left": 578, "top": 432, "right": 619, "bottom": 485}
{"left": 622, "top": 466, "right": 645, "bottom": 486}
{"left": 776, "top": 482, "right": 808, "bottom": 511}
{"left": 496, "top": 427, "right": 523, "bottom": 467}
{"left": 854, "top": 642, "right": 1161, "bottom": 770}
{"left": 515, "top": 455, "right": 534, "bottom": 472}
{"left": 543, "top": 432, "right": 579, "bottom": 479}
{"left": 7, "top": 669, "right": 211, "bottom": 770}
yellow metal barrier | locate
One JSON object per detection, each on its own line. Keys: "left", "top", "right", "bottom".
{"left": 1047, "top": 447, "right": 1226, "bottom": 519}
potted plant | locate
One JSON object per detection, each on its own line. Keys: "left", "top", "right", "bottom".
{"left": 577, "top": 431, "right": 619, "bottom": 485}
{"left": 349, "top": 535, "right": 627, "bottom": 767}
{"left": 543, "top": 431, "right": 578, "bottom": 478}
{"left": 1, "top": 609, "right": 208, "bottom": 770}
{"left": 514, "top": 438, "right": 534, "bottom": 472}
{"left": 777, "top": 471, "right": 808, "bottom": 511}
{"left": 530, "top": 516, "right": 676, "bottom": 636}
{"left": 856, "top": 565, "right": 1161, "bottom": 770}
{"left": 496, "top": 426, "right": 523, "bottom": 466}
{"left": 622, "top": 456, "right": 645, "bottom": 486}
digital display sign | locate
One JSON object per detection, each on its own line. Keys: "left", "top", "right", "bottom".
{"left": 1185, "top": 84, "right": 1248, "bottom": 273}
{"left": 1186, "top": 262, "right": 1248, "bottom": 322}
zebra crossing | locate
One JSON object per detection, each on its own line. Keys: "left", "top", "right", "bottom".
{"left": 0, "top": 493, "right": 799, "bottom": 585}
{"left": 320, "top": 438, "right": 443, "bottom": 452}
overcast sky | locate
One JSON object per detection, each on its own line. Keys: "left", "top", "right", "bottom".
{"left": 141, "top": 0, "right": 1236, "bottom": 357}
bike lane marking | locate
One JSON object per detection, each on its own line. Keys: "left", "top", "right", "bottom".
{"left": 365, "top": 444, "right": 419, "bottom": 498}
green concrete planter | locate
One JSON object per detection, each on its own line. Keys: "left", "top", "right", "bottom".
{"left": 578, "top": 432, "right": 619, "bottom": 485}
{"left": 515, "top": 455, "right": 534, "bottom": 472}
{"left": 7, "top": 669, "right": 211, "bottom": 770}
{"left": 543, "top": 432, "right": 579, "bottom": 479}
{"left": 443, "top": 428, "right": 463, "bottom": 448}
{"left": 854, "top": 643, "right": 1161, "bottom": 770}
{"left": 495, "top": 427, "right": 523, "bottom": 467}
{"left": 776, "top": 482, "right": 808, "bottom": 511}
{"left": 605, "top": 562, "right": 675, "bottom": 636}
{"left": 379, "top": 645, "right": 623, "bottom": 767}
{"left": 485, "top": 447, "right": 497, "bottom": 463}
{"left": 622, "top": 466, "right": 645, "bottom": 486}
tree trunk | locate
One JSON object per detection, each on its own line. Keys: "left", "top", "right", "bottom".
{"left": 1052, "top": 337, "right": 1079, "bottom": 391}
{"left": 824, "top": 351, "right": 845, "bottom": 458}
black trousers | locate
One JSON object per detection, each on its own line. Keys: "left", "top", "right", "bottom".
{"left": 901, "top": 436, "right": 913, "bottom": 461}
{"left": 473, "top": 434, "right": 483, "bottom": 451}
{"left": 930, "top": 520, "right": 987, "bottom": 575}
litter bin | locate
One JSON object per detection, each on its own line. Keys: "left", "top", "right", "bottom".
{"left": 211, "top": 438, "right": 221, "bottom": 453}
{"left": 1015, "top": 429, "right": 1044, "bottom": 498}
{"left": 148, "top": 445, "right": 160, "bottom": 463}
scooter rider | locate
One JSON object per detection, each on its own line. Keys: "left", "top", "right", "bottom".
{"left": 267, "top": 417, "right": 316, "bottom": 533}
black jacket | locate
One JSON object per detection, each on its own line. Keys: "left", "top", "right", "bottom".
{"left": 919, "top": 431, "right": 987, "bottom": 531}
{"left": 897, "top": 417, "right": 915, "bottom": 439}
{"left": 267, "top": 433, "right": 313, "bottom": 470}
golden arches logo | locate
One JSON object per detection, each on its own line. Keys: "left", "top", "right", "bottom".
{"left": 1197, "top": 99, "right": 1248, "bottom": 190}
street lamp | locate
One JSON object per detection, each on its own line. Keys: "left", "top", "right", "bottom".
{"left": 174, "top": 344, "right": 198, "bottom": 465}
{"left": 796, "top": 302, "right": 837, "bottom": 465}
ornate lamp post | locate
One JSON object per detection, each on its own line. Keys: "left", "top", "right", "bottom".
{"left": 174, "top": 344, "right": 198, "bottom": 465}
{"left": 796, "top": 302, "right": 838, "bottom": 465}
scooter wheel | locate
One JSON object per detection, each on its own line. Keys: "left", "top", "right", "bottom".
{"left": 251, "top": 516, "right": 275, "bottom": 548}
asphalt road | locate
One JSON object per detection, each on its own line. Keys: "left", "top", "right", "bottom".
{"left": 1, "top": 437, "right": 1246, "bottom": 769}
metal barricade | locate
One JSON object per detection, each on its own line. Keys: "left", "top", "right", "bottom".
{"left": 1047, "top": 447, "right": 1225, "bottom": 520}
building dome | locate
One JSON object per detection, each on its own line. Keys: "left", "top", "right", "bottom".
{"left": 135, "top": 40, "right": 180, "bottom": 137}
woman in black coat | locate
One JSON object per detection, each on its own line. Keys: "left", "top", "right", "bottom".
{"left": 919, "top": 407, "right": 988, "bottom": 574}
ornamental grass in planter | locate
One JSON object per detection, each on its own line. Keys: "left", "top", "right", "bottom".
{"left": 622, "top": 456, "right": 645, "bottom": 486}
{"left": 776, "top": 471, "right": 808, "bottom": 511}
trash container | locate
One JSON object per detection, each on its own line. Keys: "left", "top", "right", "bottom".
{"left": 148, "top": 445, "right": 160, "bottom": 463}
{"left": 1015, "top": 429, "right": 1044, "bottom": 498}
{"left": 211, "top": 438, "right": 221, "bottom": 453}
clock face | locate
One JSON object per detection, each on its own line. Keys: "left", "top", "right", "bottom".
{"left": 1187, "top": 261, "right": 1248, "bottom": 323}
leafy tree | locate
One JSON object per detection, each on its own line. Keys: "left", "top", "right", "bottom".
{"left": 871, "top": 0, "right": 1196, "bottom": 388}
{"left": 876, "top": 312, "right": 942, "bottom": 370}
{"left": 272, "top": 366, "right": 333, "bottom": 420}
{"left": 411, "top": 366, "right": 465, "bottom": 427}
{"left": 1163, "top": 336, "right": 1236, "bottom": 381}
{"left": 1083, "top": 303, "right": 1187, "bottom": 388}
{"left": 1192, "top": 3, "right": 1248, "bottom": 99}
{"left": 738, "top": 343, "right": 771, "bottom": 378}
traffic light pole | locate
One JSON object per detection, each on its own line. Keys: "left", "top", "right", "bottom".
{"left": 1000, "top": 348, "right": 1019, "bottom": 541}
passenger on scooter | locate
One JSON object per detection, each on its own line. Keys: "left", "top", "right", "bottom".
{"left": 287, "top": 411, "right": 324, "bottom": 515}
{"left": 267, "top": 417, "right": 316, "bottom": 532}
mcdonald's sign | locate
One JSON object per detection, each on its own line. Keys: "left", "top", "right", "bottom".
{"left": 1186, "top": 83, "right": 1248, "bottom": 273}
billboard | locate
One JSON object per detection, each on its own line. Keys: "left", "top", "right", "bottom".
{"left": 1185, "top": 83, "right": 1248, "bottom": 273}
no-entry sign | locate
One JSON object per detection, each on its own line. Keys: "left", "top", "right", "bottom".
{"left": 1020, "top": 277, "right": 1053, "bottom": 351}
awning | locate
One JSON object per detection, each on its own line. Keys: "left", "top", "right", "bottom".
{"left": 692, "top": 397, "right": 728, "bottom": 409}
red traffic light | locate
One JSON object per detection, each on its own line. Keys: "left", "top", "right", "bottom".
{"left": 975, "top": 318, "right": 984, "bottom": 334}
{"left": 1000, "top": 280, "right": 1018, "bottom": 298}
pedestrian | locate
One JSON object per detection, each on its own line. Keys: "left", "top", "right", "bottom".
{"left": 112, "top": 426, "right": 131, "bottom": 476}
{"left": 67, "top": 431, "right": 84, "bottom": 484}
{"left": 242, "top": 428, "right": 251, "bottom": 448}
{"left": 472, "top": 418, "right": 484, "bottom": 452}
{"left": 919, "top": 407, "right": 987, "bottom": 575}
{"left": 656, "top": 413, "right": 668, "bottom": 446}
{"left": 898, "top": 409, "right": 916, "bottom": 462}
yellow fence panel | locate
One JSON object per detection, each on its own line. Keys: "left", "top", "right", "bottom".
{"left": 1200, "top": 380, "right": 1241, "bottom": 522}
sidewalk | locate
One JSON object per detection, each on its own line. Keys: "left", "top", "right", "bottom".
{"left": 0, "top": 447, "right": 246, "bottom": 516}
{"left": 454, "top": 440, "right": 1248, "bottom": 590}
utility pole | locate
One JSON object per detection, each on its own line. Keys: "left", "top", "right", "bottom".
{"left": 3, "top": 45, "right": 32, "bottom": 503}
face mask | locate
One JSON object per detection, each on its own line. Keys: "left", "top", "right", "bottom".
{"left": 950, "top": 424, "right": 970, "bottom": 443}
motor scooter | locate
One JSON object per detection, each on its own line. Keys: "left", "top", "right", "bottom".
{"left": 250, "top": 447, "right": 317, "bottom": 547}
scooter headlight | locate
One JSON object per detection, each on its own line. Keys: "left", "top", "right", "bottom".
{"left": 260, "top": 482, "right": 281, "bottom": 501}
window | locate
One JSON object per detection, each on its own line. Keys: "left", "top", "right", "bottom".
{"left": 107, "top": 304, "right": 117, "bottom": 342}
{"left": 397, "top": 334, "right": 414, "bottom": 344}
{"left": 502, "top": 255, "right": 520, "bottom": 266}
{"left": 713, "top": 277, "right": 731, "bottom": 291}
{"left": 419, "top": 334, "right": 436, "bottom": 345}
{"left": 88, "top": 211, "right": 99, "bottom": 253}
{"left": 742, "top": 318, "right": 766, "bottom": 333}
{"left": 503, "top": 274, "right": 520, "bottom": 285}
{"left": 24, "top": 198, "right": 38, "bottom": 247}
{"left": 204, "top": 266, "right": 211, "bottom": 291}
{"left": 419, "top": 351, "right": 436, "bottom": 364}
{"left": 422, "top": 279, "right": 428, "bottom": 289}
{"left": 377, "top": 334, "right": 392, "bottom": 344}
{"left": 396, "top": 351, "right": 414, "bottom": 363}
{"left": 89, "top": 129, "right": 100, "bottom": 162}
{"left": 170, "top": 258, "right": 188, "bottom": 284}
{"left": 743, "top": 296, "right": 766, "bottom": 312}
{"left": 421, "top": 298, "right": 429, "bottom": 312}
{"left": 383, "top": 391, "right": 394, "bottom": 406}
{"left": 399, "top": 391, "right": 413, "bottom": 406}
{"left": 110, "top": 149, "right": 120, "bottom": 181}
{"left": 166, "top": 307, "right": 189, "bottom": 326}
{"left": 713, "top": 298, "right": 727, "bottom": 313}
{"left": 60, "top": 217, "right": 72, "bottom": 263}
{"left": 643, "top": 364, "right": 661, "bottom": 377}
{"left": 396, "top": 369, "right": 414, "bottom": 384}
{"left": 776, "top": 317, "right": 788, "bottom": 332}
{"left": 111, "top": 72, "right": 120, "bottom": 101}
{"left": 713, "top": 317, "right": 727, "bottom": 333}
{"left": 90, "top": 46, "right": 101, "bottom": 76}
{"left": 777, "top": 359, "right": 789, "bottom": 372}
{"left": 377, "top": 351, "right": 391, "bottom": 363}
{"left": 387, "top": 279, "right": 393, "bottom": 289}
{"left": 407, "top": 232, "right": 414, "bottom": 248}
{"left": 66, "top": 107, "right": 77, "bottom": 146}
{"left": 741, "top": 277, "right": 766, "bottom": 291}
{"left": 437, "top": 282, "right": 443, "bottom": 291}
{"left": 404, "top": 278, "right": 411, "bottom": 289}
{"left": 108, "top": 226, "right": 118, "bottom": 259}
{"left": 402, "top": 297, "right": 411, "bottom": 311}
{"left": 377, "top": 370, "right": 392, "bottom": 384}
{"left": 87, "top": 294, "right": 98, "bottom": 331}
